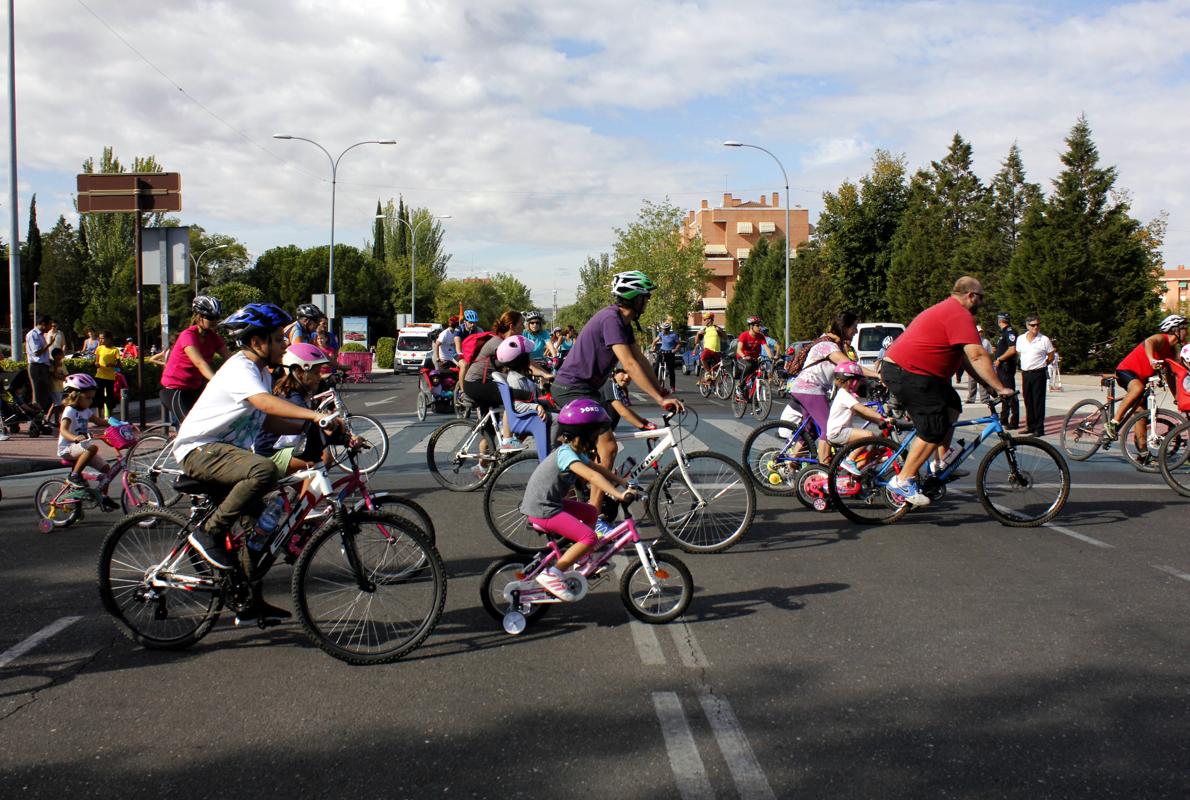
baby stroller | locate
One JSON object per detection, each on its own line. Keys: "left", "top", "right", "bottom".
{"left": 1, "top": 371, "right": 52, "bottom": 437}
{"left": 416, "top": 365, "right": 461, "bottom": 421}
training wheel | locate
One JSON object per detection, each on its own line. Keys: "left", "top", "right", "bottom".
{"left": 37, "top": 518, "right": 54, "bottom": 534}
{"left": 503, "top": 610, "right": 527, "bottom": 635}
{"left": 812, "top": 498, "right": 829, "bottom": 513}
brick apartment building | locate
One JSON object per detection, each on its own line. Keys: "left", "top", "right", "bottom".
{"left": 1161, "top": 265, "right": 1190, "bottom": 311}
{"left": 680, "top": 192, "right": 810, "bottom": 327}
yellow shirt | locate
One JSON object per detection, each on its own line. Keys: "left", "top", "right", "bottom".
{"left": 702, "top": 325, "right": 720, "bottom": 352}
{"left": 95, "top": 345, "right": 121, "bottom": 380}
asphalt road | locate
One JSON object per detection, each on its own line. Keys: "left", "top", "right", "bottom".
{"left": 1, "top": 370, "right": 1188, "bottom": 799}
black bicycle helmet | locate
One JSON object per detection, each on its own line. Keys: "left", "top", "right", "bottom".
{"left": 192, "top": 295, "right": 223, "bottom": 319}
{"left": 295, "top": 302, "right": 325, "bottom": 321}
{"left": 221, "top": 303, "right": 293, "bottom": 344}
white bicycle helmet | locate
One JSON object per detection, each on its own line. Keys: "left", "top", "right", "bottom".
{"left": 611, "top": 270, "right": 656, "bottom": 301}
{"left": 64, "top": 373, "right": 97, "bottom": 391}
{"left": 1159, "top": 314, "right": 1187, "bottom": 333}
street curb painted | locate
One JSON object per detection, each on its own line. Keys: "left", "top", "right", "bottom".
{"left": 0, "top": 458, "right": 60, "bottom": 477}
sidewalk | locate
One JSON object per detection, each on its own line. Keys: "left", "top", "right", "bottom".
{"left": 957, "top": 372, "right": 1103, "bottom": 439}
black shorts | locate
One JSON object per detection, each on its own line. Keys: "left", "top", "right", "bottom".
{"left": 882, "top": 361, "right": 961, "bottom": 445}
{"left": 551, "top": 382, "right": 611, "bottom": 416}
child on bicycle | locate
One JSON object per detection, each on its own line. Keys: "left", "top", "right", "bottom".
{"left": 492, "top": 334, "right": 551, "bottom": 453}
{"left": 57, "top": 373, "right": 116, "bottom": 502}
{"left": 826, "top": 361, "right": 890, "bottom": 476}
{"left": 49, "top": 348, "right": 67, "bottom": 424}
{"left": 519, "top": 400, "right": 636, "bottom": 601}
{"left": 253, "top": 343, "right": 337, "bottom": 479}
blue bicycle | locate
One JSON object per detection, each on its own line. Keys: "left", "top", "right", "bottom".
{"left": 825, "top": 396, "right": 1071, "bottom": 526}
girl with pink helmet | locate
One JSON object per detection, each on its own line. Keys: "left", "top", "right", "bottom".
{"left": 492, "top": 335, "right": 550, "bottom": 453}
{"left": 825, "top": 361, "right": 892, "bottom": 476}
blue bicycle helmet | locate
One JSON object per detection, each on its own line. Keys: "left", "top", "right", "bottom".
{"left": 221, "top": 303, "right": 293, "bottom": 344}
{"left": 463, "top": 309, "right": 479, "bottom": 323}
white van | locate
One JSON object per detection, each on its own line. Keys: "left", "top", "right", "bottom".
{"left": 393, "top": 324, "right": 442, "bottom": 374}
{"left": 851, "top": 322, "right": 905, "bottom": 369}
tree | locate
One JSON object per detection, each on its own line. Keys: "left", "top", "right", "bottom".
{"left": 728, "top": 236, "right": 788, "bottom": 338}
{"left": 35, "top": 216, "right": 88, "bottom": 335}
{"left": 490, "top": 272, "right": 532, "bottom": 312}
{"left": 431, "top": 278, "right": 505, "bottom": 326}
{"left": 371, "top": 200, "right": 385, "bottom": 262}
{"left": 968, "top": 143, "right": 1042, "bottom": 311}
{"left": 21, "top": 195, "right": 41, "bottom": 322}
{"left": 375, "top": 200, "right": 450, "bottom": 321}
{"left": 206, "top": 281, "right": 264, "bottom": 312}
{"left": 190, "top": 226, "right": 250, "bottom": 291}
{"left": 789, "top": 241, "right": 844, "bottom": 341}
{"left": 1002, "top": 116, "right": 1162, "bottom": 369}
{"left": 556, "top": 253, "right": 613, "bottom": 329}
{"left": 251, "top": 245, "right": 317, "bottom": 312}
{"left": 611, "top": 199, "right": 707, "bottom": 329}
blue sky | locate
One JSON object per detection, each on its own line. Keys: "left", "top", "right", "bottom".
{"left": 6, "top": 0, "right": 1190, "bottom": 309}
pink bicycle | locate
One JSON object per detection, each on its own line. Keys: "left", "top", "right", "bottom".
{"left": 34, "top": 423, "right": 163, "bottom": 532}
{"left": 479, "top": 497, "right": 693, "bottom": 634}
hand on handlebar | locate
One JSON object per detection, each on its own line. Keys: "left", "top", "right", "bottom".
{"left": 996, "top": 387, "right": 1017, "bottom": 398}
{"left": 660, "top": 396, "right": 684, "bottom": 413}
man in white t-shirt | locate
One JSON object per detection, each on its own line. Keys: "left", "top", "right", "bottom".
{"left": 1016, "top": 314, "right": 1055, "bottom": 437}
{"left": 176, "top": 303, "right": 333, "bottom": 577}
{"left": 434, "top": 317, "right": 461, "bottom": 368}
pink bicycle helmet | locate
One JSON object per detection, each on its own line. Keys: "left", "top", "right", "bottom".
{"left": 833, "top": 361, "right": 864, "bottom": 380}
{"left": 64, "top": 373, "right": 97, "bottom": 391}
{"left": 282, "top": 342, "right": 329, "bottom": 370}
{"left": 496, "top": 335, "right": 531, "bottom": 364}
{"left": 557, "top": 399, "right": 610, "bottom": 427}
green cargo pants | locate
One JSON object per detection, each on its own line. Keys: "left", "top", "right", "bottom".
{"left": 181, "top": 443, "right": 278, "bottom": 534}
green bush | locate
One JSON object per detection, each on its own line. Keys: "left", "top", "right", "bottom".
{"left": 341, "top": 342, "right": 367, "bottom": 353}
{"left": 1, "top": 357, "right": 164, "bottom": 401}
{"left": 375, "top": 337, "right": 396, "bottom": 369}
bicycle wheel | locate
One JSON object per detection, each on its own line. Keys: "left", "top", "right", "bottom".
{"left": 697, "top": 368, "right": 712, "bottom": 398}
{"left": 366, "top": 492, "right": 437, "bottom": 544}
{"left": 120, "top": 477, "right": 164, "bottom": 515}
{"left": 796, "top": 466, "right": 832, "bottom": 512}
{"left": 97, "top": 509, "right": 223, "bottom": 649}
{"left": 479, "top": 557, "right": 551, "bottom": 624}
{"left": 1059, "top": 399, "right": 1106, "bottom": 461}
{"left": 125, "top": 433, "right": 182, "bottom": 506}
{"left": 715, "top": 370, "right": 733, "bottom": 400}
{"left": 620, "top": 552, "right": 693, "bottom": 623}
{"left": 752, "top": 379, "right": 772, "bottom": 421}
{"left": 330, "top": 414, "right": 389, "bottom": 474}
{"left": 825, "top": 437, "right": 911, "bottom": 525}
{"left": 416, "top": 391, "right": 428, "bottom": 421}
{"left": 740, "top": 420, "right": 815, "bottom": 497}
{"left": 1118, "top": 408, "right": 1186, "bottom": 472}
{"left": 292, "top": 511, "right": 445, "bottom": 665}
{"left": 427, "top": 419, "right": 498, "bottom": 491}
{"left": 34, "top": 479, "right": 82, "bottom": 528}
{"left": 483, "top": 452, "right": 545, "bottom": 554}
{"left": 649, "top": 451, "right": 755, "bottom": 553}
{"left": 1158, "top": 419, "right": 1190, "bottom": 497}
{"left": 976, "top": 436, "right": 1070, "bottom": 527}
{"left": 731, "top": 383, "right": 747, "bottom": 418}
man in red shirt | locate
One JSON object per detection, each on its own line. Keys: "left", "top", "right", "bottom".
{"left": 881, "top": 276, "right": 1013, "bottom": 506}
{"left": 733, "top": 316, "right": 773, "bottom": 397}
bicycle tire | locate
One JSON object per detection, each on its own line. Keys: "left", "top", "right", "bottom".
{"left": 120, "top": 476, "right": 164, "bottom": 515}
{"left": 714, "top": 370, "right": 733, "bottom": 400}
{"left": 740, "top": 420, "right": 816, "bottom": 497}
{"left": 731, "top": 383, "right": 747, "bottom": 418}
{"left": 426, "top": 418, "right": 498, "bottom": 491}
{"left": 329, "top": 414, "right": 389, "bottom": 475}
{"left": 34, "top": 478, "right": 82, "bottom": 528}
{"left": 1117, "top": 408, "right": 1186, "bottom": 473}
{"left": 1158, "top": 419, "right": 1190, "bottom": 497}
{"left": 125, "top": 433, "right": 183, "bottom": 507}
{"left": 292, "top": 511, "right": 446, "bottom": 665}
{"left": 97, "top": 509, "right": 223, "bottom": 650}
{"left": 483, "top": 452, "right": 545, "bottom": 554}
{"left": 648, "top": 451, "right": 755, "bottom": 553}
{"left": 416, "top": 391, "right": 428, "bottom": 421}
{"left": 1059, "top": 399, "right": 1106, "bottom": 461}
{"left": 479, "top": 557, "right": 552, "bottom": 624}
{"left": 753, "top": 380, "right": 772, "bottom": 421}
{"left": 825, "top": 436, "right": 911, "bottom": 525}
{"left": 365, "top": 493, "right": 437, "bottom": 544}
{"left": 698, "top": 370, "right": 713, "bottom": 398}
{"left": 975, "top": 436, "right": 1070, "bottom": 527}
{"left": 796, "top": 466, "right": 832, "bottom": 512}
{"left": 620, "top": 552, "right": 693, "bottom": 623}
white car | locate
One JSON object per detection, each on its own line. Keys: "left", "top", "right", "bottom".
{"left": 851, "top": 322, "right": 905, "bottom": 369}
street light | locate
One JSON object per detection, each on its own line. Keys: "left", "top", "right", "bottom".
{"left": 31, "top": 280, "right": 37, "bottom": 324}
{"left": 377, "top": 212, "right": 451, "bottom": 324}
{"left": 274, "top": 134, "right": 397, "bottom": 303}
{"left": 723, "top": 140, "right": 792, "bottom": 349}
{"left": 191, "top": 243, "right": 230, "bottom": 296}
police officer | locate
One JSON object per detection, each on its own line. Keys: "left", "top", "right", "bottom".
{"left": 992, "top": 312, "right": 1019, "bottom": 428}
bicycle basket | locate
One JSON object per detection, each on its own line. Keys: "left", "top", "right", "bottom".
{"left": 102, "top": 423, "right": 138, "bottom": 450}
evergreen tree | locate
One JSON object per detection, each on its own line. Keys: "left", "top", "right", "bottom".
{"left": 35, "top": 216, "right": 88, "bottom": 334}
{"left": 1002, "top": 116, "right": 1162, "bottom": 369}
{"left": 726, "top": 236, "right": 767, "bottom": 332}
{"left": 21, "top": 195, "right": 41, "bottom": 320}
{"left": 789, "top": 241, "right": 844, "bottom": 341}
{"left": 371, "top": 200, "right": 385, "bottom": 261}
{"left": 556, "top": 253, "right": 612, "bottom": 329}
{"left": 970, "top": 143, "right": 1041, "bottom": 311}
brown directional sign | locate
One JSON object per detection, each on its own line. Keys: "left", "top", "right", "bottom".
{"left": 76, "top": 172, "right": 182, "bottom": 213}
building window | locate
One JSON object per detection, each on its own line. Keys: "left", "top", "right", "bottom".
{"left": 757, "top": 221, "right": 776, "bottom": 234}
{"left": 736, "top": 248, "right": 751, "bottom": 260}
{"left": 736, "top": 221, "right": 753, "bottom": 234}
{"left": 1180, "top": 281, "right": 1189, "bottom": 289}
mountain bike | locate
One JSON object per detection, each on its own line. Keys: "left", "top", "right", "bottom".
{"left": 826, "top": 395, "right": 1070, "bottom": 527}
{"left": 480, "top": 497, "right": 692, "bottom": 635}
{"left": 731, "top": 361, "right": 772, "bottom": 420}
{"left": 1059, "top": 374, "right": 1185, "bottom": 472}
{"left": 697, "top": 357, "right": 733, "bottom": 400}
{"left": 482, "top": 409, "right": 755, "bottom": 554}
{"left": 1157, "top": 418, "right": 1190, "bottom": 496}
{"left": 98, "top": 425, "right": 445, "bottom": 665}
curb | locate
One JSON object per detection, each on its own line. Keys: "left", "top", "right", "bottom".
{"left": 0, "top": 458, "right": 61, "bottom": 478}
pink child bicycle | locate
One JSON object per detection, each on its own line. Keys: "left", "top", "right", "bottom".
{"left": 480, "top": 497, "right": 693, "bottom": 634}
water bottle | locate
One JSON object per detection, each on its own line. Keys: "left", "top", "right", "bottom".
{"left": 250, "top": 495, "right": 285, "bottom": 550}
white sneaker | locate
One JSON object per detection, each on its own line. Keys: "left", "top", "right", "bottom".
{"left": 887, "top": 476, "right": 931, "bottom": 507}
{"left": 498, "top": 437, "right": 526, "bottom": 453}
{"left": 0, "top": 432, "right": 10, "bottom": 442}
{"left": 536, "top": 567, "right": 578, "bottom": 601}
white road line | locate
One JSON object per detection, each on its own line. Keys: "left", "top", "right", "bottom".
{"left": 0, "top": 616, "right": 83, "bottom": 669}
{"left": 669, "top": 620, "right": 709, "bottom": 669}
{"left": 652, "top": 692, "right": 714, "bottom": 800}
{"left": 1045, "top": 522, "right": 1114, "bottom": 549}
{"left": 700, "top": 693, "right": 777, "bottom": 800}
{"left": 408, "top": 430, "right": 436, "bottom": 453}
{"left": 629, "top": 616, "right": 666, "bottom": 666}
{"left": 706, "top": 417, "right": 757, "bottom": 441}
{"left": 364, "top": 394, "right": 399, "bottom": 407}
{"left": 1065, "top": 484, "right": 1170, "bottom": 491}
{"left": 382, "top": 421, "right": 414, "bottom": 440}
{"left": 674, "top": 431, "right": 710, "bottom": 452}
{"left": 1154, "top": 564, "right": 1190, "bottom": 583}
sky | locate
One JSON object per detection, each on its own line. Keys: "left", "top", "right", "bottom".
{"left": 5, "top": 0, "right": 1190, "bottom": 309}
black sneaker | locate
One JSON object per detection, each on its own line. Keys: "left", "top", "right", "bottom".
{"left": 1135, "top": 450, "right": 1153, "bottom": 467}
{"left": 66, "top": 472, "right": 87, "bottom": 488}
{"left": 100, "top": 496, "right": 119, "bottom": 512}
{"left": 234, "top": 597, "right": 292, "bottom": 627}
{"left": 187, "top": 527, "right": 232, "bottom": 570}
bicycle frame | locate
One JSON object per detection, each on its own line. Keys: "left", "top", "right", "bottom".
{"left": 872, "top": 408, "right": 1007, "bottom": 484}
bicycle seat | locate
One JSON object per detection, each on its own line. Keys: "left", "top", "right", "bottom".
{"left": 58, "top": 457, "right": 74, "bottom": 467}
{"left": 528, "top": 521, "right": 551, "bottom": 536}
{"left": 172, "top": 475, "right": 212, "bottom": 496}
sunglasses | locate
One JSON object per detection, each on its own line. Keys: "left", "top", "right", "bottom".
{"left": 1027, "top": 322, "right": 1039, "bottom": 328}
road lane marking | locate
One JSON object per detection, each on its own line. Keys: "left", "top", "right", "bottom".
{"left": 364, "top": 395, "right": 399, "bottom": 407}
{"left": 669, "top": 620, "right": 709, "bottom": 669}
{"left": 700, "top": 693, "right": 777, "bottom": 800}
{"left": 0, "top": 616, "right": 83, "bottom": 668}
{"left": 1154, "top": 564, "right": 1190, "bottom": 583}
{"left": 706, "top": 418, "right": 756, "bottom": 441}
{"left": 628, "top": 616, "right": 666, "bottom": 666}
{"left": 652, "top": 692, "right": 714, "bottom": 800}
{"left": 408, "top": 430, "right": 436, "bottom": 453}
{"left": 1044, "top": 522, "right": 1114, "bottom": 549}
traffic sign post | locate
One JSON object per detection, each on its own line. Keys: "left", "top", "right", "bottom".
{"left": 142, "top": 226, "right": 190, "bottom": 358}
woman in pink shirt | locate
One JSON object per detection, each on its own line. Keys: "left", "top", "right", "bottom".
{"left": 159, "top": 295, "right": 230, "bottom": 423}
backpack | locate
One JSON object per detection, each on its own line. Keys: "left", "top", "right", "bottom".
{"left": 784, "top": 335, "right": 834, "bottom": 377}
{"left": 460, "top": 331, "right": 496, "bottom": 379}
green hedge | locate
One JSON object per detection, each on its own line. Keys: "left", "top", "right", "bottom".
{"left": 1, "top": 357, "right": 164, "bottom": 401}
{"left": 341, "top": 342, "right": 367, "bottom": 353}
{"left": 376, "top": 337, "right": 396, "bottom": 369}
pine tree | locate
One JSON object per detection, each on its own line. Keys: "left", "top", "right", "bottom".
{"left": 789, "top": 241, "right": 844, "bottom": 341}
{"left": 372, "top": 200, "right": 385, "bottom": 261}
{"left": 21, "top": 194, "right": 41, "bottom": 320}
{"left": 395, "top": 197, "right": 408, "bottom": 260}
{"left": 970, "top": 143, "right": 1041, "bottom": 312}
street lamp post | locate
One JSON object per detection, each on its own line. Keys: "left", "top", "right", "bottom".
{"left": 723, "top": 140, "right": 792, "bottom": 349}
{"left": 377, "top": 212, "right": 450, "bottom": 324}
{"left": 31, "top": 280, "right": 37, "bottom": 323}
{"left": 191, "top": 243, "right": 230, "bottom": 296}
{"left": 274, "top": 135, "right": 396, "bottom": 304}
